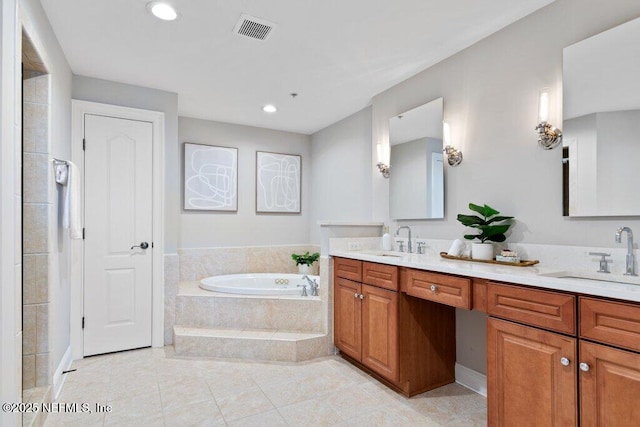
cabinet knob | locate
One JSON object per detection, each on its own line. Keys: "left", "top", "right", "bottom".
{"left": 430, "top": 284, "right": 438, "bottom": 292}
{"left": 359, "top": 293, "right": 365, "bottom": 299}
{"left": 354, "top": 292, "right": 359, "bottom": 298}
{"left": 560, "top": 357, "right": 570, "bottom": 366}
{"left": 579, "top": 362, "right": 590, "bottom": 372}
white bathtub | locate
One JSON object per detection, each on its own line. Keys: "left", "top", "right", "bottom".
{"left": 199, "top": 273, "right": 320, "bottom": 296}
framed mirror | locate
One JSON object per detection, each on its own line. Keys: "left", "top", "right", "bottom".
{"left": 562, "top": 17, "right": 640, "bottom": 217}
{"left": 389, "top": 97, "right": 444, "bottom": 220}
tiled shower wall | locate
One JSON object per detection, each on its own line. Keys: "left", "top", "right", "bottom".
{"left": 164, "top": 245, "right": 321, "bottom": 345}
{"left": 22, "top": 72, "right": 51, "bottom": 389}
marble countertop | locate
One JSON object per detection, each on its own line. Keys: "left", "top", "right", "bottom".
{"left": 330, "top": 249, "right": 640, "bottom": 303}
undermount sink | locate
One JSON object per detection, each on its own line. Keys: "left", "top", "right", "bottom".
{"left": 362, "top": 250, "right": 406, "bottom": 258}
{"left": 539, "top": 270, "right": 640, "bottom": 286}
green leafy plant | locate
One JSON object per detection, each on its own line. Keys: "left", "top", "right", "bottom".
{"left": 456, "top": 203, "right": 514, "bottom": 243}
{"left": 291, "top": 251, "right": 320, "bottom": 266}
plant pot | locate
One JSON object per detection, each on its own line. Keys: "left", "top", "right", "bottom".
{"left": 298, "top": 264, "right": 312, "bottom": 274}
{"left": 471, "top": 243, "right": 494, "bottom": 260}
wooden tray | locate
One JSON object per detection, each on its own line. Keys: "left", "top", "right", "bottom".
{"left": 439, "top": 252, "right": 539, "bottom": 267}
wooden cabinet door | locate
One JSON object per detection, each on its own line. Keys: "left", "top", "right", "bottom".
{"left": 580, "top": 341, "right": 640, "bottom": 427}
{"left": 487, "top": 318, "right": 577, "bottom": 427}
{"left": 334, "top": 277, "right": 362, "bottom": 361}
{"left": 362, "top": 284, "right": 399, "bottom": 382}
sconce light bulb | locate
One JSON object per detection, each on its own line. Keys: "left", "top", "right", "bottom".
{"left": 443, "top": 122, "right": 452, "bottom": 146}
{"left": 538, "top": 91, "right": 550, "bottom": 123}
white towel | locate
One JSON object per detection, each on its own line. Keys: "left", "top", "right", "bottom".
{"left": 63, "top": 161, "right": 83, "bottom": 239}
{"left": 447, "top": 239, "right": 466, "bottom": 256}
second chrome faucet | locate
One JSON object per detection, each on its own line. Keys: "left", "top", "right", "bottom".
{"left": 396, "top": 226, "right": 412, "bottom": 253}
{"left": 615, "top": 226, "right": 636, "bottom": 276}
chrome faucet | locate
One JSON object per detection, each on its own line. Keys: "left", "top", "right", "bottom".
{"left": 396, "top": 226, "right": 412, "bottom": 253}
{"left": 615, "top": 227, "right": 637, "bottom": 276}
{"left": 302, "top": 275, "right": 319, "bottom": 296}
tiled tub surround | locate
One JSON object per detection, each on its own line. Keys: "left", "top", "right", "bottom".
{"left": 170, "top": 245, "right": 333, "bottom": 361}
{"left": 178, "top": 245, "right": 321, "bottom": 283}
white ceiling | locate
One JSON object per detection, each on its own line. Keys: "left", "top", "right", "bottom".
{"left": 41, "top": 0, "right": 555, "bottom": 135}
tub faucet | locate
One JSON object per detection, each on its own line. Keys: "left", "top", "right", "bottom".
{"left": 302, "top": 275, "right": 319, "bottom": 296}
{"left": 396, "top": 226, "right": 412, "bottom": 253}
{"left": 297, "top": 284, "right": 308, "bottom": 296}
{"left": 615, "top": 226, "right": 637, "bottom": 276}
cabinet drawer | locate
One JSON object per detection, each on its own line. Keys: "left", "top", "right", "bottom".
{"left": 404, "top": 270, "right": 471, "bottom": 309}
{"left": 334, "top": 257, "right": 362, "bottom": 282}
{"left": 580, "top": 297, "right": 640, "bottom": 352}
{"left": 487, "top": 283, "right": 576, "bottom": 335}
{"left": 362, "top": 262, "right": 398, "bottom": 291}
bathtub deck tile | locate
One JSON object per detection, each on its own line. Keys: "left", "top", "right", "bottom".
{"left": 174, "top": 326, "right": 328, "bottom": 362}
{"left": 241, "top": 329, "right": 277, "bottom": 339}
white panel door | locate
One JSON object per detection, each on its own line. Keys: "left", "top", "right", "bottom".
{"left": 83, "top": 114, "right": 153, "bottom": 356}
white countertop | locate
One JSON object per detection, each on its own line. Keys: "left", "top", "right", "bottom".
{"left": 330, "top": 249, "right": 640, "bottom": 303}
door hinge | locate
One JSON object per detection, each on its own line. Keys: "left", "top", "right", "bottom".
{"left": 83, "top": 138, "right": 86, "bottom": 150}
{"left": 82, "top": 317, "right": 85, "bottom": 329}
{"left": 82, "top": 228, "right": 85, "bottom": 240}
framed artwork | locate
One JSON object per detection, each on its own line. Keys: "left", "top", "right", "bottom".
{"left": 256, "top": 151, "right": 301, "bottom": 213}
{"left": 184, "top": 143, "right": 238, "bottom": 211}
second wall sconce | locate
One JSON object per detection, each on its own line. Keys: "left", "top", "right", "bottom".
{"left": 535, "top": 89, "right": 562, "bottom": 150}
{"left": 376, "top": 142, "right": 391, "bottom": 178}
{"left": 443, "top": 122, "right": 463, "bottom": 166}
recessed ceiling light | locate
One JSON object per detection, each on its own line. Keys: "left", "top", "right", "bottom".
{"left": 147, "top": 2, "right": 179, "bottom": 21}
{"left": 263, "top": 104, "right": 277, "bottom": 113}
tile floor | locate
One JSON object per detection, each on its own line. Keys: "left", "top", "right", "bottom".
{"left": 44, "top": 347, "right": 486, "bottom": 426}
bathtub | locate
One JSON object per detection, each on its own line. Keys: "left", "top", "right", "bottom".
{"left": 199, "top": 273, "right": 320, "bottom": 296}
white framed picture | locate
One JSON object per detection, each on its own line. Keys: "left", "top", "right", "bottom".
{"left": 256, "top": 151, "right": 301, "bottom": 213}
{"left": 184, "top": 143, "right": 238, "bottom": 211}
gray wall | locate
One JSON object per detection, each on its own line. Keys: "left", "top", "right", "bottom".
{"left": 178, "top": 117, "right": 312, "bottom": 248}
{"left": 309, "top": 107, "right": 373, "bottom": 243}
{"left": 22, "top": 0, "right": 73, "bottom": 386}
{"left": 373, "top": 0, "right": 640, "bottom": 248}
{"left": 71, "top": 75, "right": 180, "bottom": 252}
{"left": 310, "top": 0, "right": 640, "bottom": 376}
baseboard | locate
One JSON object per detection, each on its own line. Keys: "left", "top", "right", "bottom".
{"left": 52, "top": 346, "right": 73, "bottom": 400}
{"left": 455, "top": 363, "right": 487, "bottom": 397}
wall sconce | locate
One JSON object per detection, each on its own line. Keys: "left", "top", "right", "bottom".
{"left": 443, "top": 122, "right": 463, "bottom": 166}
{"left": 535, "top": 89, "right": 562, "bottom": 150}
{"left": 376, "top": 142, "right": 391, "bottom": 178}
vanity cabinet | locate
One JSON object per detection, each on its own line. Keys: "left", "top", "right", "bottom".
{"left": 487, "top": 283, "right": 640, "bottom": 426}
{"left": 334, "top": 259, "right": 399, "bottom": 382}
{"left": 333, "top": 254, "right": 640, "bottom": 424}
{"left": 487, "top": 282, "right": 578, "bottom": 425}
{"left": 578, "top": 297, "right": 640, "bottom": 426}
{"left": 333, "top": 258, "right": 456, "bottom": 396}
{"left": 487, "top": 317, "right": 578, "bottom": 426}
{"left": 579, "top": 341, "right": 640, "bottom": 426}
{"left": 404, "top": 269, "right": 472, "bottom": 309}
{"left": 334, "top": 277, "right": 362, "bottom": 361}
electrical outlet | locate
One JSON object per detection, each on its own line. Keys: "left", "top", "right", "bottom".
{"left": 348, "top": 241, "right": 361, "bottom": 251}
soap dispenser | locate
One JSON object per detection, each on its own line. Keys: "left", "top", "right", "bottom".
{"left": 382, "top": 226, "right": 392, "bottom": 251}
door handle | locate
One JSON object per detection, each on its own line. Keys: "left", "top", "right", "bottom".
{"left": 131, "top": 242, "right": 149, "bottom": 250}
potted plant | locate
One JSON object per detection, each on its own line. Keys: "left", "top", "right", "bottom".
{"left": 456, "top": 203, "right": 514, "bottom": 260}
{"left": 291, "top": 251, "right": 320, "bottom": 274}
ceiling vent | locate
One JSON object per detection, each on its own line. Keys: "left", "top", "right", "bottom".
{"left": 233, "top": 14, "right": 276, "bottom": 41}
